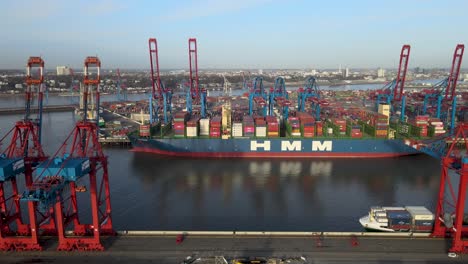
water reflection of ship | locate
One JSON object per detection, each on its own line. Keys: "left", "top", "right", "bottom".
{"left": 131, "top": 155, "right": 333, "bottom": 191}
{"left": 327, "top": 155, "right": 440, "bottom": 207}
{"left": 131, "top": 154, "right": 440, "bottom": 208}
{"left": 131, "top": 155, "right": 329, "bottom": 226}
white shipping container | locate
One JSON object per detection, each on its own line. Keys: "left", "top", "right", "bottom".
{"left": 382, "top": 207, "right": 405, "bottom": 211}
{"left": 405, "top": 206, "right": 434, "bottom": 220}
{"left": 375, "top": 217, "right": 388, "bottom": 223}
{"left": 199, "top": 119, "right": 210, "bottom": 136}
{"left": 256, "top": 127, "right": 267, "bottom": 137}
{"left": 232, "top": 133, "right": 243, "bottom": 137}
{"left": 186, "top": 127, "right": 198, "bottom": 137}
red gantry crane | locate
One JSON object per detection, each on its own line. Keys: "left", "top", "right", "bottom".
{"left": 421, "top": 45, "right": 464, "bottom": 132}
{"left": 429, "top": 122, "right": 468, "bottom": 255}
{"left": 0, "top": 57, "right": 47, "bottom": 251}
{"left": 148, "top": 38, "right": 172, "bottom": 124}
{"left": 21, "top": 56, "right": 114, "bottom": 251}
{"left": 186, "top": 38, "right": 206, "bottom": 117}
{"left": 374, "top": 45, "right": 410, "bottom": 122}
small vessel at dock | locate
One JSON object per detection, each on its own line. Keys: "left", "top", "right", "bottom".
{"left": 359, "top": 206, "right": 434, "bottom": 232}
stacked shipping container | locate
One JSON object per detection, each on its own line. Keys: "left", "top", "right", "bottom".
{"left": 186, "top": 117, "right": 199, "bottom": 138}
{"left": 255, "top": 118, "right": 267, "bottom": 137}
{"left": 266, "top": 116, "right": 279, "bottom": 137}
{"left": 371, "top": 114, "right": 389, "bottom": 138}
{"left": 232, "top": 122, "right": 243, "bottom": 137}
{"left": 243, "top": 116, "right": 255, "bottom": 137}
{"left": 296, "top": 112, "right": 315, "bottom": 138}
{"left": 173, "top": 112, "right": 188, "bottom": 138}
{"left": 413, "top": 115, "right": 429, "bottom": 137}
{"left": 332, "top": 118, "right": 346, "bottom": 136}
{"left": 288, "top": 117, "right": 301, "bottom": 137}
{"left": 210, "top": 116, "right": 221, "bottom": 138}
{"left": 429, "top": 118, "right": 445, "bottom": 136}
{"left": 199, "top": 118, "right": 210, "bottom": 136}
{"left": 347, "top": 121, "right": 362, "bottom": 138}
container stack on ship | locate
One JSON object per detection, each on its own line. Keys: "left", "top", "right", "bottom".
{"left": 129, "top": 40, "right": 466, "bottom": 158}
{"left": 359, "top": 206, "right": 434, "bottom": 232}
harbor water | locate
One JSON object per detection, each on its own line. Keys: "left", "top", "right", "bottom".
{"left": 0, "top": 109, "right": 441, "bottom": 231}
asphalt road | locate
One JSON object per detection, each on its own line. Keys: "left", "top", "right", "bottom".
{"left": 0, "top": 235, "right": 467, "bottom": 264}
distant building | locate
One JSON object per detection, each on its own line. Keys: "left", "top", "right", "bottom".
{"left": 462, "top": 73, "right": 468, "bottom": 81}
{"left": 56, "top": 66, "right": 71, "bottom": 75}
{"left": 377, "top": 68, "right": 385, "bottom": 78}
{"left": 258, "top": 69, "right": 263, "bottom": 75}
{"left": 344, "top": 67, "right": 349, "bottom": 78}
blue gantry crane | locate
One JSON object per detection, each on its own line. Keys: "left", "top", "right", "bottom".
{"left": 249, "top": 77, "right": 268, "bottom": 116}
{"left": 268, "top": 77, "right": 289, "bottom": 116}
{"left": 298, "top": 76, "right": 320, "bottom": 112}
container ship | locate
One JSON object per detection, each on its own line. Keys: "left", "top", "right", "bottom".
{"left": 129, "top": 110, "right": 422, "bottom": 158}
{"left": 359, "top": 206, "right": 434, "bottom": 232}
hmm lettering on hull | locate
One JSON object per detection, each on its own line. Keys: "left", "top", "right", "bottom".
{"left": 250, "top": 140, "right": 333, "bottom": 152}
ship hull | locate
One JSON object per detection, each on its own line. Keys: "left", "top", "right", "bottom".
{"left": 129, "top": 137, "right": 419, "bottom": 158}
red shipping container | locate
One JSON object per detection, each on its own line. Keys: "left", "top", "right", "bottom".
{"left": 174, "top": 123, "right": 185, "bottom": 130}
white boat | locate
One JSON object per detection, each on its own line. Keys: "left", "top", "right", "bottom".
{"left": 359, "top": 206, "right": 434, "bottom": 232}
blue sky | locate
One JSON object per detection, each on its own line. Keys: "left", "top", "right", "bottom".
{"left": 0, "top": 0, "right": 467, "bottom": 70}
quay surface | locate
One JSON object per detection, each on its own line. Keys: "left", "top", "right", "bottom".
{"left": 0, "top": 231, "right": 466, "bottom": 264}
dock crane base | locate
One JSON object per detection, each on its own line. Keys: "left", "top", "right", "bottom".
{"left": 430, "top": 123, "right": 468, "bottom": 254}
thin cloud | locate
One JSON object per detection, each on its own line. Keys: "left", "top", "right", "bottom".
{"left": 80, "top": 0, "right": 127, "bottom": 16}
{"left": 160, "top": 0, "right": 274, "bottom": 22}
{"left": 0, "top": 0, "right": 62, "bottom": 21}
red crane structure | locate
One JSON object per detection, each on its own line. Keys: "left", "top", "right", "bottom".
{"left": 420, "top": 45, "right": 464, "bottom": 131}
{"left": 149, "top": 38, "right": 163, "bottom": 101}
{"left": 148, "top": 38, "right": 172, "bottom": 124}
{"left": 430, "top": 122, "right": 468, "bottom": 255}
{"left": 186, "top": 38, "right": 206, "bottom": 117}
{"left": 373, "top": 45, "right": 410, "bottom": 122}
{"left": 21, "top": 56, "right": 114, "bottom": 251}
{"left": 393, "top": 45, "right": 411, "bottom": 101}
{"left": 0, "top": 57, "right": 47, "bottom": 251}
{"left": 444, "top": 44, "right": 464, "bottom": 101}
{"left": 189, "top": 38, "right": 199, "bottom": 102}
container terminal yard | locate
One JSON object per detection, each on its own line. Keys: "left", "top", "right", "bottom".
{"left": 0, "top": 39, "right": 467, "bottom": 264}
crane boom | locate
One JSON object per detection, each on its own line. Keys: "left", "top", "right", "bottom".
{"left": 25, "top": 57, "right": 44, "bottom": 121}
{"left": 393, "top": 45, "right": 410, "bottom": 101}
{"left": 189, "top": 38, "right": 199, "bottom": 101}
{"left": 83, "top": 56, "right": 101, "bottom": 122}
{"left": 148, "top": 38, "right": 163, "bottom": 101}
{"left": 445, "top": 44, "right": 464, "bottom": 100}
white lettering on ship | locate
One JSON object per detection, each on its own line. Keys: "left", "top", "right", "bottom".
{"left": 250, "top": 140, "right": 333, "bottom": 151}
{"left": 250, "top": 141, "right": 271, "bottom": 151}
{"left": 281, "top": 141, "right": 301, "bottom": 151}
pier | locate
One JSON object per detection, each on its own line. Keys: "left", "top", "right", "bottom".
{"left": 0, "top": 105, "right": 75, "bottom": 115}
{"left": 99, "top": 137, "right": 132, "bottom": 146}
{"left": 0, "top": 231, "right": 465, "bottom": 263}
